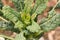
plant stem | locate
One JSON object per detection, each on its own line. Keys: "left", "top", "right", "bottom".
{"left": 0, "top": 16, "right": 8, "bottom": 22}
{"left": 52, "top": 0, "right": 60, "bottom": 11}
{"left": 0, "top": 35, "right": 14, "bottom": 40}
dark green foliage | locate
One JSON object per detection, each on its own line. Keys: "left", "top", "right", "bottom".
{"left": 2, "top": 6, "right": 20, "bottom": 23}
{"left": 56, "top": 2, "right": 60, "bottom": 8}
{"left": 0, "top": 0, "right": 60, "bottom": 40}
{"left": 2, "top": 6, "right": 24, "bottom": 31}
{"left": 0, "top": 20, "right": 13, "bottom": 30}
{"left": 0, "top": 0, "right": 3, "bottom": 9}
{"left": 12, "top": 0, "right": 24, "bottom": 12}
{"left": 32, "top": 0, "right": 48, "bottom": 14}
{"left": 40, "top": 11, "right": 60, "bottom": 31}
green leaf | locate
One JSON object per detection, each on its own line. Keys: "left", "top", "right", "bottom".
{"left": 0, "top": 20, "right": 13, "bottom": 30}
{"left": 32, "top": 0, "right": 48, "bottom": 14}
{"left": 2, "top": 6, "right": 20, "bottom": 23}
{"left": 14, "top": 21, "right": 24, "bottom": 30}
{"left": 40, "top": 17, "right": 48, "bottom": 24}
{"left": 40, "top": 13, "right": 60, "bottom": 32}
{"left": 31, "top": 13, "right": 37, "bottom": 20}
{"left": 2, "top": 6, "right": 24, "bottom": 31}
{"left": 12, "top": 0, "right": 24, "bottom": 12}
{"left": 35, "top": 4, "right": 47, "bottom": 14}
{"left": 26, "top": 21, "right": 41, "bottom": 33}
{"left": 40, "top": 10, "right": 56, "bottom": 24}
{"left": 24, "top": 0, "right": 34, "bottom": 13}
{"left": 15, "top": 32, "right": 26, "bottom": 40}
{"left": 48, "top": 10, "right": 56, "bottom": 18}
{"left": 56, "top": 2, "right": 60, "bottom": 8}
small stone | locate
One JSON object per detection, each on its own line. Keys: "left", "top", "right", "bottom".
{"left": 0, "top": 37, "right": 5, "bottom": 40}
